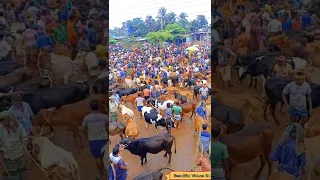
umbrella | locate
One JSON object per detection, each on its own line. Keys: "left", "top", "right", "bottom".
{"left": 186, "top": 46, "right": 199, "bottom": 51}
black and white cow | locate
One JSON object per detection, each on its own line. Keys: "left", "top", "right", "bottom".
{"left": 238, "top": 55, "right": 308, "bottom": 97}
{"left": 141, "top": 106, "right": 175, "bottom": 130}
{"left": 148, "top": 99, "right": 175, "bottom": 112}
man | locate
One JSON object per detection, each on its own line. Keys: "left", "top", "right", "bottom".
{"left": 86, "top": 45, "right": 100, "bottom": 93}
{"left": 110, "top": 91, "right": 120, "bottom": 105}
{"left": 81, "top": 99, "right": 108, "bottom": 179}
{"left": 134, "top": 93, "right": 145, "bottom": 119}
{"left": 270, "top": 123, "right": 307, "bottom": 179}
{"left": 211, "top": 126, "right": 230, "bottom": 180}
{"left": 0, "top": 34, "right": 12, "bottom": 61}
{"left": 143, "top": 87, "right": 150, "bottom": 101}
{"left": 199, "top": 124, "right": 210, "bottom": 154}
{"left": 283, "top": 12, "right": 293, "bottom": 34}
{"left": 172, "top": 102, "right": 182, "bottom": 129}
{"left": 199, "top": 83, "right": 209, "bottom": 101}
{"left": 196, "top": 152, "right": 211, "bottom": 172}
{"left": 8, "top": 94, "right": 34, "bottom": 135}
{"left": 267, "top": 13, "right": 283, "bottom": 35}
{"left": 282, "top": 72, "right": 312, "bottom": 128}
{"left": 216, "top": 44, "right": 236, "bottom": 89}
{"left": 109, "top": 97, "right": 118, "bottom": 122}
{"left": 0, "top": 111, "right": 28, "bottom": 180}
{"left": 109, "top": 144, "right": 127, "bottom": 180}
{"left": 273, "top": 55, "right": 294, "bottom": 78}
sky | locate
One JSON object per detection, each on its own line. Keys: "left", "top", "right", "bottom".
{"left": 109, "top": 0, "right": 211, "bottom": 29}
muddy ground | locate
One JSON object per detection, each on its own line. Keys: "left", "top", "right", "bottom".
{"left": 27, "top": 69, "right": 320, "bottom": 180}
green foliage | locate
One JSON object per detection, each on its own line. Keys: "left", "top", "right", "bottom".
{"left": 165, "top": 23, "right": 186, "bottom": 38}
{"left": 146, "top": 30, "right": 174, "bottom": 43}
{"left": 110, "top": 7, "right": 209, "bottom": 38}
{"left": 109, "top": 38, "right": 117, "bottom": 44}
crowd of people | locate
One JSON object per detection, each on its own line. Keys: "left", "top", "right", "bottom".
{"left": 108, "top": 42, "right": 212, "bottom": 179}
{"left": 0, "top": 0, "right": 109, "bottom": 179}
{"left": 211, "top": 0, "right": 318, "bottom": 179}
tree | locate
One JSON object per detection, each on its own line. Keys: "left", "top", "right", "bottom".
{"left": 165, "top": 12, "right": 177, "bottom": 25}
{"left": 165, "top": 23, "right": 186, "bottom": 38}
{"left": 178, "top": 12, "right": 190, "bottom": 31}
{"left": 146, "top": 30, "right": 174, "bottom": 43}
{"left": 145, "top": 15, "right": 157, "bottom": 32}
{"left": 109, "top": 38, "right": 117, "bottom": 44}
{"left": 196, "top": 15, "right": 208, "bottom": 29}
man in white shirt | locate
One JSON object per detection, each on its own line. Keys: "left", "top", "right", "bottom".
{"left": 0, "top": 35, "right": 12, "bottom": 61}
{"left": 86, "top": 46, "right": 100, "bottom": 93}
{"left": 134, "top": 94, "right": 145, "bottom": 119}
{"left": 199, "top": 83, "right": 209, "bottom": 101}
{"left": 268, "top": 13, "right": 283, "bottom": 34}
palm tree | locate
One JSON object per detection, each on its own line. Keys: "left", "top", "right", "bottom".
{"left": 165, "top": 12, "right": 177, "bottom": 25}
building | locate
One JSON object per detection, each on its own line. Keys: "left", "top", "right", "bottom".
{"left": 183, "top": 29, "right": 211, "bottom": 45}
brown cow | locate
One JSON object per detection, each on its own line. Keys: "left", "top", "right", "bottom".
{"left": 305, "top": 107, "right": 320, "bottom": 138}
{"left": 214, "top": 89, "right": 264, "bottom": 124}
{"left": 180, "top": 101, "right": 197, "bottom": 118}
{"left": 267, "top": 172, "right": 294, "bottom": 180}
{"left": 121, "top": 93, "right": 139, "bottom": 106}
{"left": 0, "top": 67, "right": 33, "bottom": 89}
{"left": 220, "top": 124, "right": 274, "bottom": 179}
{"left": 166, "top": 87, "right": 179, "bottom": 94}
{"left": 32, "top": 94, "right": 108, "bottom": 148}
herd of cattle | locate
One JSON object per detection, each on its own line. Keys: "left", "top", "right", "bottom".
{"left": 2, "top": 51, "right": 320, "bottom": 179}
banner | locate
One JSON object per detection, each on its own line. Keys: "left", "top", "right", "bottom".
{"left": 165, "top": 171, "right": 211, "bottom": 180}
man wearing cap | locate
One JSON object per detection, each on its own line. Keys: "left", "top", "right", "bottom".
{"left": 109, "top": 96, "right": 118, "bottom": 122}
{"left": 8, "top": 94, "right": 34, "bottom": 135}
{"left": 282, "top": 71, "right": 312, "bottom": 128}
{"left": 273, "top": 55, "right": 293, "bottom": 78}
{"left": 0, "top": 111, "right": 28, "bottom": 179}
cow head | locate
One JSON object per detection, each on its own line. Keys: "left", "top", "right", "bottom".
{"left": 119, "top": 138, "right": 134, "bottom": 149}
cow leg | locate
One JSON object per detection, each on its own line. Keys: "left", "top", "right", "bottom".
{"left": 167, "top": 150, "right": 172, "bottom": 164}
{"left": 249, "top": 77, "right": 253, "bottom": 87}
{"left": 254, "top": 79, "right": 258, "bottom": 89}
{"left": 260, "top": 75, "right": 266, "bottom": 98}
{"left": 252, "top": 154, "right": 266, "bottom": 179}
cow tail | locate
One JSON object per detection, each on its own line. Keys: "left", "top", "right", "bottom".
{"left": 172, "top": 136, "right": 177, "bottom": 153}
{"left": 263, "top": 98, "right": 270, "bottom": 122}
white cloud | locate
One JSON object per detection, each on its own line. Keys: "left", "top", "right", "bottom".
{"left": 109, "top": 0, "right": 211, "bottom": 29}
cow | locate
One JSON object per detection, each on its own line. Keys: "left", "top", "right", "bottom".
{"left": 27, "top": 136, "right": 80, "bottom": 180}
{"left": 238, "top": 56, "right": 308, "bottom": 97}
{"left": 211, "top": 97, "right": 245, "bottom": 134}
{"left": 142, "top": 106, "right": 171, "bottom": 130}
{"left": 93, "top": 76, "right": 109, "bottom": 93}
{"left": 264, "top": 78, "right": 320, "bottom": 125}
{"left": 133, "top": 168, "right": 174, "bottom": 180}
{"left": 13, "top": 77, "right": 50, "bottom": 92}
{"left": 0, "top": 67, "right": 33, "bottom": 92}
{"left": 220, "top": 124, "right": 274, "bottom": 180}
{"left": 173, "top": 92, "right": 188, "bottom": 103}
{"left": 32, "top": 94, "right": 107, "bottom": 148}
{"left": 119, "top": 133, "right": 177, "bottom": 165}
{"left": 184, "top": 78, "right": 197, "bottom": 88}
{"left": 120, "top": 93, "right": 138, "bottom": 106}
{"left": 118, "top": 104, "right": 135, "bottom": 121}
{"left": 116, "top": 88, "right": 137, "bottom": 98}
{"left": 23, "top": 82, "right": 89, "bottom": 114}
{"left": 148, "top": 99, "right": 175, "bottom": 112}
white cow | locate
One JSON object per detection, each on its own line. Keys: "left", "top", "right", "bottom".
{"left": 153, "top": 99, "right": 175, "bottom": 112}
{"left": 29, "top": 136, "right": 80, "bottom": 180}
{"left": 119, "top": 104, "right": 135, "bottom": 120}
{"left": 124, "top": 78, "right": 134, "bottom": 88}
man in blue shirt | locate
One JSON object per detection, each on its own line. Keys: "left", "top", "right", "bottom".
{"left": 270, "top": 123, "right": 307, "bottom": 179}
{"left": 37, "top": 31, "right": 54, "bottom": 51}
{"left": 283, "top": 12, "right": 293, "bottom": 33}
{"left": 199, "top": 124, "right": 210, "bottom": 154}
{"left": 301, "top": 12, "right": 312, "bottom": 30}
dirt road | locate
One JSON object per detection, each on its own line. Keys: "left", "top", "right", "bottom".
{"left": 109, "top": 101, "right": 199, "bottom": 179}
